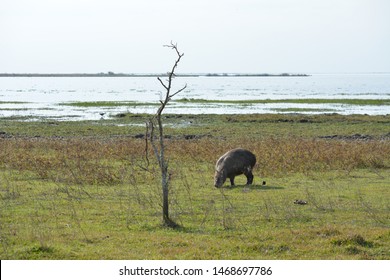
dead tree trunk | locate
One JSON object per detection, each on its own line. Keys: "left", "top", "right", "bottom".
{"left": 147, "top": 42, "right": 186, "bottom": 228}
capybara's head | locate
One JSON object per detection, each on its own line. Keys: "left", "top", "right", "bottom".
{"left": 214, "top": 169, "right": 226, "bottom": 188}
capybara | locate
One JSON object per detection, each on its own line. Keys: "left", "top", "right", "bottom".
{"left": 214, "top": 148, "right": 256, "bottom": 188}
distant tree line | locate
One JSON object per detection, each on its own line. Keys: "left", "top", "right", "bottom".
{"left": 0, "top": 73, "right": 309, "bottom": 77}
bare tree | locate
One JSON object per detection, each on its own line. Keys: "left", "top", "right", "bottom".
{"left": 146, "top": 42, "right": 186, "bottom": 228}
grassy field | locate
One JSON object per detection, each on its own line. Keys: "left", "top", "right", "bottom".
{"left": 0, "top": 113, "right": 389, "bottom": 259}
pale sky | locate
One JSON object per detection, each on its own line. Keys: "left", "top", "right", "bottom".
{"left": 1, "top": 0, "right": 389, "bottom": 74}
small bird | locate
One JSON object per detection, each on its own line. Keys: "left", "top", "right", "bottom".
{"left": 294, "top": 199, "right": 308, "bottom": 205}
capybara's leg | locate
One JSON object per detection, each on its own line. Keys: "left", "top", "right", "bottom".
{"left": 246, "top": 171, "right": 254, "bottom": 185}
{"left": 229, "top": 176, "right": 235, "bottom": 186}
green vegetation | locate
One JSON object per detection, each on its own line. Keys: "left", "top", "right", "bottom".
{"left": 176, "top": 98, "right": 390, "bottom": 106}
{"left": 271, "top": 108, "right": 334, "bottom": 113}
{"left": 54, "top": 98, "right": 390, "bottom": 110}
{"left": 59, "top": 101, "right": 159, "bottom": 107}
{"left": 1, "top": 113, "right": 389, "bottom": 259}
{"left": 0, "top": 101, "right": 30, "bottom": 104}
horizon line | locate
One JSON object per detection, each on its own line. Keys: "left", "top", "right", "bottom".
{"left": 0, "top": 72, "right": 311, "bottom": 77}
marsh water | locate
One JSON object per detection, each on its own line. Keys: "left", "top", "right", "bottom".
{"left": 1, "top": 73, "right": 389, "bottom": 120}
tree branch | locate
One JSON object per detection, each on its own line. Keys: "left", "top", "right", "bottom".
{"left": 157, "top": 77, "right": 168, "bottom": 90}
{"left": 170, "top": 83, "right": 187, "bottom": 99}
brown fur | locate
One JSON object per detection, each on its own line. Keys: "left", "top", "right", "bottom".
{"left": 214, "top": 148, "right": 256, "bottom": 188}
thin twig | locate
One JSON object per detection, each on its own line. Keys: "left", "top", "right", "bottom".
{"left": 157, "top": 77, "right": 168, "bottom": 90}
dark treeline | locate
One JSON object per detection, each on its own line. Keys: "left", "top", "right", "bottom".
{"left": 0, "top": 72, "right": 309, "bottom": 77}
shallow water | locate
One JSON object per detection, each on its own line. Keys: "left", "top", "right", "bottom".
{"left": 0, "top": 74, "right": 389, "bottom": 120}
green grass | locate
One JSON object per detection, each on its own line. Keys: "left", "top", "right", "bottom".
{"left": 59, "top": 101, "right": 159, "bottom": 107}
{"left": 0, "top": 113, "right": 389, "bottom": 259}
{"left": 271, "top": 108, "right": 335, "bottom": 113}
{"left": 0, "top": 101, "right": 31, "bottom": 104}
{"left": 176, "top": 98, "right": 390, "bottom": 106}
{"left": 1, "top": 113, "right": 389, "bottom": 138}
{"left": 1, "top": 167, "right": 389, "bottom": 259}
{"left": 53, "top": 98, "right": 390, "bottom": 110}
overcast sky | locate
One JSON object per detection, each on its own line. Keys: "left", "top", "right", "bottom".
{"left": 1, "top": 0, "right": 389, "bottom": 74}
